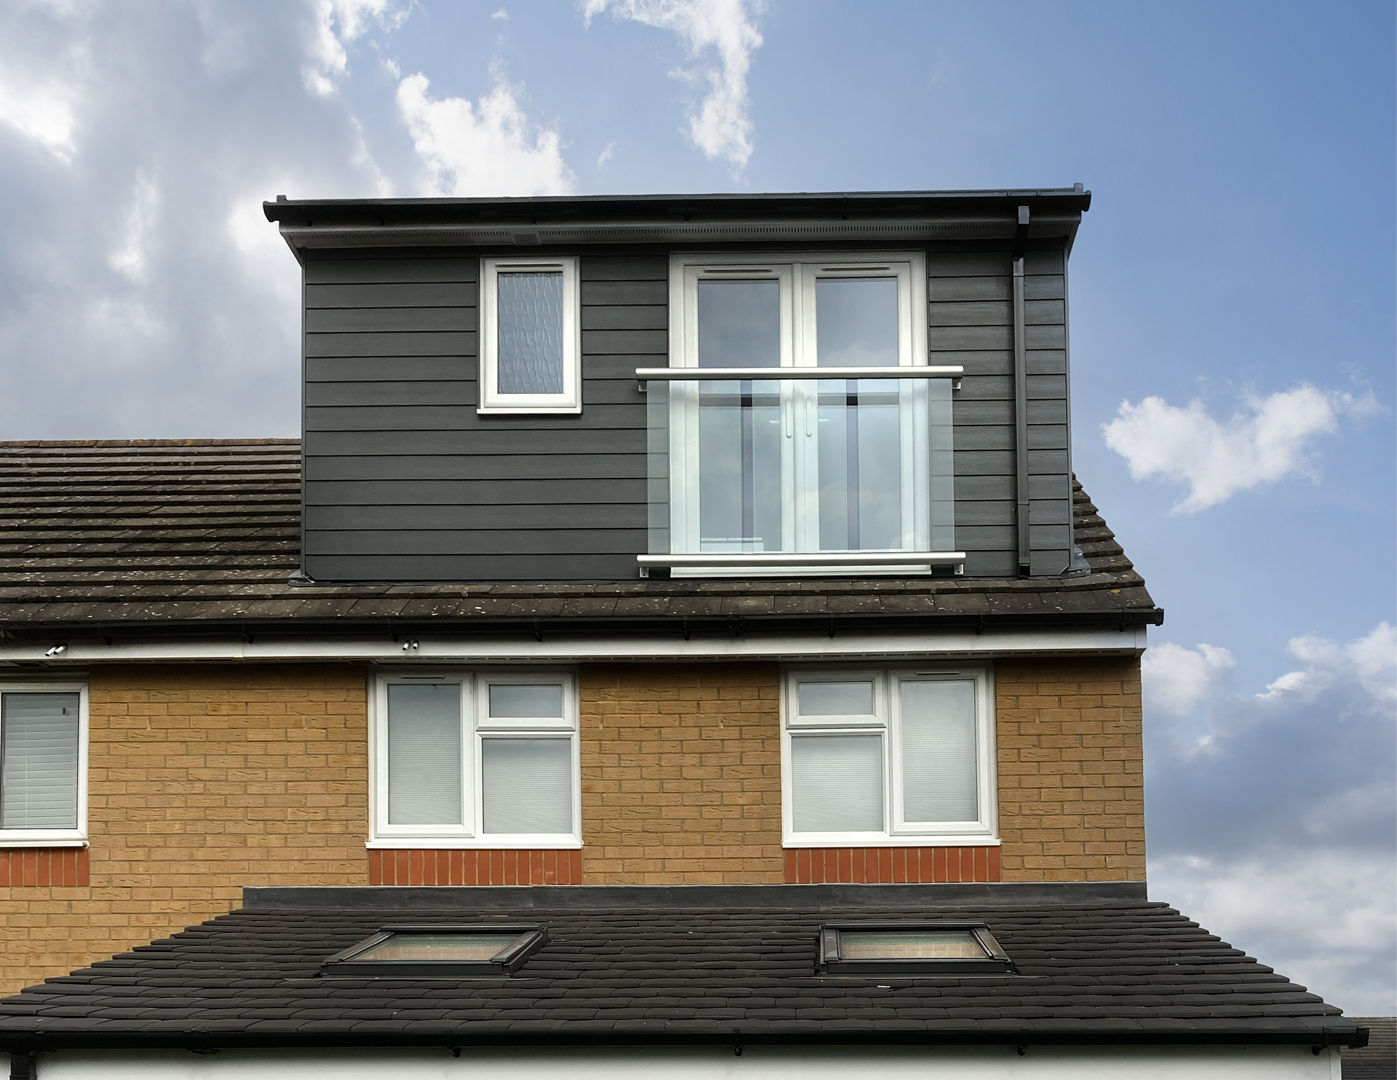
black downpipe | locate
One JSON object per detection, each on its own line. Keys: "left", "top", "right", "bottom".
{"left": 1012, "top": 206, "right": 1031, "bottom": 577}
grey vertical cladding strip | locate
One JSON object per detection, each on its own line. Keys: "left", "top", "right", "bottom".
{"left": 301, "top": 252, "right": 662, "bottom": 583}
{"left": 1022, "top": 244, "right": 1072, "bottom": 573}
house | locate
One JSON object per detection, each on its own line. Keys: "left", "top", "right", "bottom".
{"left": 0, "top": 189, "right": 1370, "bottom": 1076}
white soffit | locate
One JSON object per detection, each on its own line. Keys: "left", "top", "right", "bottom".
{"left": 0, "top": 627, "right": 1147, "bottom": 666}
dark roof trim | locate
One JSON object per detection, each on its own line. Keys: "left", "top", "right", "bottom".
{"left": 0, "top": 1027, "right": 1369, "bottom": 1056}
{"left": 1, "top": 608, "right": 1164, "bottom": 644}
{"left": 262, "top": 188, "right": 1090, "bottom": 254}
{"left": 242, "top": 881, "right": 1151, "bottom": 912}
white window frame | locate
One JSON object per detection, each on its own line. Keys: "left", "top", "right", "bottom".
{"left": 666, "top": 251, "right": 934, "bottom": 573}
{"left": 478, "top": 255, "right": 582, "bottom": 415}
{"left": 369, "top": 670, "right": 581, "bottom": 849}
{"left": 780, "top": 665, "right": 997, "bottom": 848}
{"left": 0, "top": 682, "right": 89, "bottom": 848}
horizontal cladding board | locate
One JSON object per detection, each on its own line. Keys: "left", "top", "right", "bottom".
{"left": 582, "top": 328, "right": 669, "bottom": 354}
{"left": 306, "top": 502, "right": 646, "bottom": 531}
{"left": 306, "top": 282, "right": 475, "bottom": 308}
{"left": 953, "top": 400, "right": 1013, "bottom": 426}
{"left": 1027, "top": 399, "right": 1068, "bottom": 425}
{"left": 954, "top": 526, "right": 1017, "bottom": 551}
{"left": 1026, "top": 374, "right": 1067, "bottom": 399}
{"left": 305, "top": 307, "right": 476, "bottom": 333}
{"left": 1026, "top": 425, "right": 1068, "bottom": 450}
{"left": 306, "top": 429, "right": 646, "bottom": 456}
{"left": 951, "top": 427, "right": 1014, "bottom": 451}
{"left": 928, "top": 326, "right": 1012, "bottom": 351}
{"left": 926, "top": 276, "right": 1065, "bottom": 302}
{"left": 577, "top": 257, "right": 668, "bottom": 281}
{"left": 954, "top": 474, "right": 1015, "bottom": 500}
{"left": 1029, "top": 524, "right": 1071, "bottom": 550}
{"left": 304, "top": 258, "right": 478, "bottom": 285}
{"left": 951, "top": 450, "right": 1015, "bottom": 476}
{"left": 305, "top": 553, "right": 638, "bottom": 582}
{"left": 953, "top": 501, "right": 1014, "bottom": 526}
{"left": 926, "top": 300, "right": 1010, "bottom": 327}
{"left": 307, "top": 528, "right": 645, "bottom": 556}
{"left": 966, "top": 551, "right": 1017, "bottom": 577}
{"left": 305, "top": 355, "right": 656, "bottom": 384}
{"left": 304, "top": 378, "right": 645, "bottom": 407}
{"left": 305, "top": 477, "right": 647, "bottom": 506}
{"left": 1027, "top": 449, "right": 1069, "bottom": 474}
{"left": 580, "top": 306, "right": 668, "bottom": 330}
{"left": 1026, "top": 350, "right": 1066, "bottom": 375}
{"left": 954, "top": 375, "right": 1013, "bottom": 401}
{"left": 1028, "top": 473, "right": 1069, "bottom": 500}
{"left": 1024, "top": 275, "right": 1065, "bottom": 301}
{"left": 924, "top": 247, "right": 1064, "bottom": 277}
{"left": 1024, "top": 325, "right": 1066, "bottom": 350}
{"left": 1024, "top": 299, "right": 1066, "bottom": 325}
{"left": 303, "top": 403, "right": 645, "bottom": 432}
{"left": 1029, "top": 549, "right": 1070, "bottom": 576}
{"left": 305, "top": 331, "right": 475, "bottom": 358}
{"left": 580, "top": 280, "right": 668, "bottom": 305}
{"left": 1029, "top": 500, "right": 1072, "bottom": 525}
{"left": 304, "top": 453, "right": 648, "bottom": 481}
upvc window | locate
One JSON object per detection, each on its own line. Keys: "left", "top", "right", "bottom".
{"left": 0, "top": 684, "right": 88, "bottom": 847}
{"left": 662, "top": 252, "right": 952, "bottom": 569}
{"left": 371, "top": 671, "right": 580, "bottom": 848}
{"left": 781, "top": 667, "right": 996, "bottom": 847}
{"left": 478, "top": 256, "right": 581, "bottom": 414}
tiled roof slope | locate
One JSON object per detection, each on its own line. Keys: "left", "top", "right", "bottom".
{"left": 0, "top": 440, "right": 1157, "bottom": 630}
{"left": 0, "top": 886, "right": 1359, "bottom": 1049}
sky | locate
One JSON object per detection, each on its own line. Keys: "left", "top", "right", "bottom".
{"left": 0, "top": 0, "right": 1393, "bottom": 1014}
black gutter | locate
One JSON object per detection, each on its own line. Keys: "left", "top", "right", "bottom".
{"left": 0, "top": 607, "right": 1165, "bottom": 646}
{"left": 0, "top": 1026, "right": 1370, "bottom": 1056}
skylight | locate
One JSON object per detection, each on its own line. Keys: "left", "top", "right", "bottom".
{"left": 322, "top": 925, "right": 547, "bottom": 976}
{"left": 818, "top": 924, "right": 1012, "bottom": 975}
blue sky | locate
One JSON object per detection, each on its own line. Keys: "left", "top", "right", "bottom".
{"left": 0, "top": 0, "right": 1392, "bottom": 1013}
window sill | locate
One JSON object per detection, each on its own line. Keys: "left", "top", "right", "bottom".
{"left": 476, "top": 404, "right": 582, "bottom": 416}
{"left": 0, "top": 837, "right": 88, "bottom": 849}
{"left": 366, "top": 838, "right": 582, "bottom": 851}
{"left": 784, "top": 835, "right": 999, "bottom": 849}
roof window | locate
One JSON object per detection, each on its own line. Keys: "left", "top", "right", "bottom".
{"left": 322, "top": 925, "right": 546, "bottom": 976}
{"left": 818, "top": 923, "right": 1011, "bottom": 975}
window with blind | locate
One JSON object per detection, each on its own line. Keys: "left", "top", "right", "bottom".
{"left": 371, "top": 672, "right": 580, "bottom": 848}
{"left": 478, "top": 256, "right": 581, "bottom": 415}
{"left": 0, "top": 685, "right": 87, "bottom": 845}
{"left": 781, "top": 667, "right": 996, "bottom": 846}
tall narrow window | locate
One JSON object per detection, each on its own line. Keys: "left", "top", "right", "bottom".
{"left": 479, "top": 257, "right": 581, "bottom": 414}
{"left": 372, "top": 672, "right": 580, "bottom": 848}
{"left": 0, "top": 685, "right": 87, "bottom": 845}
{"left": 782, "top": 668, "right": 995, "bottom": 847}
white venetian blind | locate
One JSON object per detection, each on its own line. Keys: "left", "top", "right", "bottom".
{"left": 386, "top": 684, "right": 463, "bottom": 826}
{"left": 790, "top": 734, "right": 884, "bottom": 832}
{"left": 481, "top": 738, "right": 572, "bottom": 834}
{"left": 1, "top": 692, "right": 80, "bottom": 830}
{"left": 900, "top": 680, "right": 977, "bottom": 823}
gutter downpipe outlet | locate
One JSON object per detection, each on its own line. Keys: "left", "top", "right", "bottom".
{"left": 1012, "top": 205, "right": 1031, "bottom": 577}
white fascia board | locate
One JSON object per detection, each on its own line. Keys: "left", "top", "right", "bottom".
{"left": 0, "top": 627, "right": 1147, "bottom": 666}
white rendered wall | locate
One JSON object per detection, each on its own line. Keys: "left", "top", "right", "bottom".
{"left": 20, "top": 1043, "right": 1339, "bottom": 1080}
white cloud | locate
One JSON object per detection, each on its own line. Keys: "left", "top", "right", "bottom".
{"left": 303, "top": 0, "right": 412, "bottom": 97}
{"left": 109, "top": 170, "right": 159, "bottom": 283}
{"left": 1151, "top": 850, "right": 1396, "bottom": 1015}
{"left": 396, "top": 72, "right": 573, "bottom": 197}
{"left": 596, "top": 140, "right": 615, "bottom": 168}
{"left": 1102, "top": 384, "right": 1378, "bottom": 513}
{"left": 1142, "top": 641, "right": 1236, "bottom": 719}
{"left": 585, "top": 0, "right": 762, "bottom": 170}
{"left": 0, "top": 10, "right": 89, "bottom": 163}
{"left": 1258, "top": 622, "right": 1396, "bottom": 705}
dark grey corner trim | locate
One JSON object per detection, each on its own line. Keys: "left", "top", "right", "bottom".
{"left": 241, "top": 880, "right": 1150, "bottom": 912}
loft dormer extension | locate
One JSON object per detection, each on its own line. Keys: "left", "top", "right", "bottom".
{"left": 266, "top": 189, "right": 1088, "bottom": 585}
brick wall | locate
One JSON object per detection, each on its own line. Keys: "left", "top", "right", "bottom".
{"left": 579, "top": 663, "right": 785, "bottom": 884}
{"left": 0, "top": 664, "right": 370, "bottom": 997}
{"left": 995, "top": 658, "right": 1146, "bottom": 881}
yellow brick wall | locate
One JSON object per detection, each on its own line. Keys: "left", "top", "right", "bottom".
{"left": 995, "top": 658, "right": 1147, "bottom": 881}
{"left": 0, "top": 664, "right": 371, "bottom": 997}
{"left": 580, "top": 663, "right": 784, "bottom": 884}
{"left": 0, "top": 655, "right": 1146, "bottom": 995}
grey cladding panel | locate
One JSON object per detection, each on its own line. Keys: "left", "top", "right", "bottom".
{"left": 925, "top": 250, "right": 1010, "bottom": 277}
{"left": 927, "top": 301, "right": 1010, "bottom": 327}
{"left": 928, "top": 277, "right": 1011, "bottom": 302}
{"left": 303, "top": 252, "right": 657, "bottom": 582}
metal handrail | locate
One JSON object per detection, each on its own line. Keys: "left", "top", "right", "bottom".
{"left": 635, "top": 365, "right": 963, "bottom": 381}
{"left": 637, "top": 551, "right": 966, "bottom": 568}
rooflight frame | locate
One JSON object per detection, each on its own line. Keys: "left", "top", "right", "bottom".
{"left": 321, "top": 924, "right": 548, "bottom": 977}
{"left": 818, "top": 922, "right": 1012, "bottom": 975}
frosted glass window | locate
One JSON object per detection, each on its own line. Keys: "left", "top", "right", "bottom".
{"left": 356, "top": 933, "right": 523, "bottom": 962}
{"left": 387, "top": 684, "right": 462, "bottom": 826}
{"left": 798, "top": 681, "right": 875, "bottom": 717}
{"left": 901, "top": 681, "right": 977, "bottom": 822}
{"left": 840, "top": 930, "right": 986, "bottom": 960}
{"left": 791, "top": 734, "right": 883, "bottom": 833}
{"left": 489, "top": 683, "right": 564, "bottom": 719}
{"left": 482, "top": 738, "right": 572, "bottom": 834}
{"left": 0, "top": 692, "right": 79, "bottom": 830}
{"left": 698, "top": 280, "right": 780, "bottom": 368}
{"left": 815, "top": 277, "right": 899, "bottom": 368}
{"left": 497, "top": 272, "right": 564, "bottom": 395}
